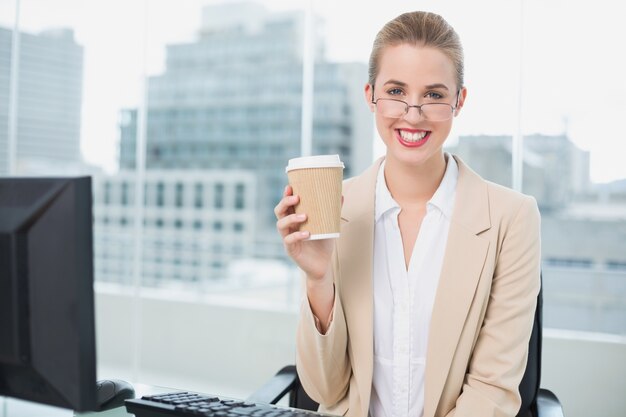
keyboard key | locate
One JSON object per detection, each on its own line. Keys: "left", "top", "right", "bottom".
{"left": 198, "top": 396, "right": 220, "bottom": 402}
{"left": 265, "top": 412, "right": 288, "bottom": 417}
{"left": 210, "top": 405, "right": 232, "bottom": 411}
{"left": 222, "top": 400, "right": 244, "bottom": 406}
{"left": 126, "top": 391, "right": 335, "bottom": 417}
{"left": 230, "top": 407, "right": 264, "bottom": 416}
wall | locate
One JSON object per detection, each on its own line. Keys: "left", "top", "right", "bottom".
{"left": 96, "top": 290, "right": 626, "bottom": 416}
{"left": 542, "top": 329, "right": 626, "bottom": 417}
{"left": 95, "top": 288, "right": 299, "bottom": 399}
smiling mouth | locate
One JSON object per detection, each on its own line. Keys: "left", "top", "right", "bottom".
{"left": 396, "top": 129, "right": 431, "bottom": 147}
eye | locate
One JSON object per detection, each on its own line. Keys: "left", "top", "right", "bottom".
{"left": 425, "top": 91, "right": 444, "bottom": 100}
{"left": 386, "top": 87, "right": 404, "bottom": 96}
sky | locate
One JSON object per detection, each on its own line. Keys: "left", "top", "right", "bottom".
{"left": 2, "top": 0, "right": 625, "bottom": 183}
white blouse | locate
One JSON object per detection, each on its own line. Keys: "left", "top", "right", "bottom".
{"left": 370, "top": 154, "right": 458, "bottom": 417}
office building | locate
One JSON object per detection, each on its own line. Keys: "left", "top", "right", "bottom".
{"left": 92, "top": 170, "right": 256, "bottom": 287}
{"left": 448, "top": 133, "right": 625, "bottom": 334}
{"left": 118, "top": 3, "right": 372, "bottom": 259}
{"left": 449, "top": 133, "right": 590, "bottom": 211}
{"left": 0, "top": 27, "right": 83, "bottom": 174}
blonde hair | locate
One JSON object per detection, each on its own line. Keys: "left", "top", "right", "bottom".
{"left": 368, "top": 11, "right": 464, "bottom": 90}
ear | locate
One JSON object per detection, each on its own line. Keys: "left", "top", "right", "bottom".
{"left": 454, "top": 87, "right": 468, "bottom": 117}
{"left": 364, "top": 83, "right": 375, "bottom": 113}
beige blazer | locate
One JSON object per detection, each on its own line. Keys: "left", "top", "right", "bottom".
{"left": 296, "top": 155, "right": 541, "bottom": 417}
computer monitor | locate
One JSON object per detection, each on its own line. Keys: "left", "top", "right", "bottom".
{"left": 0, "top": 176, "right": 97, "bottom": 411}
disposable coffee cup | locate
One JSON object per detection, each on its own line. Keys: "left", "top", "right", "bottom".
{"left": 285, "top": 154, "right": 344, "bottom": 240}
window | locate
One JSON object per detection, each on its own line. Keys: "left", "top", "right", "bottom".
{"left": 175, "top": 182, "right": 184, "bottom": 207}
{"left": 104, "top": 183, "right": 111, "bottom": 205}
{"left": 156, "top": 182, "right": 165, "bottom": 207}
{"left": 545, "top": 258, "right": 594, "bottom": 269}
{"left": 121, "top": 182, "right": 129, "bottom": 205}
{"left": 6, "top": 1, "right": 622, "bottom": 411}
{"left": 520, "top": 0, "right": 626, "bottom": 337}
{"left": 214, "top": 184, "right": 224, "bottom": 209}
{"left": 607, "top": 261, "right": 626, "bottom": 271}
{"left": 235, "top": 183, "right": 245, "bottom": 210}
{"left": 194, "top": 183, "right": 203, "bottom": 208}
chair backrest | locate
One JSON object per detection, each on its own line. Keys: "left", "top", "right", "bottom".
{"left": 289, "top": 376, "right": 318, "bottom": 410}
{"left": 292, "top": 275, "right": 544, "bottom": 416}
{"left": 516, "top": 273, "right": 543, "bottom": 417}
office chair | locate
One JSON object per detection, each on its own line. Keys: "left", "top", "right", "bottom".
{"left": 248, "top": 276, "right": 564, "bottom": 417}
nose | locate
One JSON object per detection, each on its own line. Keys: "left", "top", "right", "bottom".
{"left": 402, "top": 105, "right": 423, "bottom": 124}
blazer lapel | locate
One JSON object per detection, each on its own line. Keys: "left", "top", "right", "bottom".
{"left": 337, "top": 157, "right": 382, "bottom": 415}
{"left": 424, "top": 156, "right": 492, "bottom": 417}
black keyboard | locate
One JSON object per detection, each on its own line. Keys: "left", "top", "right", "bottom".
{"left": 125, "top": 391, "right": 336, "bottom": 417}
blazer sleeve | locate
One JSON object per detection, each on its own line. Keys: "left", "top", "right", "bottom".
{"left": 447, "top": 196, "right": 542, "bottom": 417}
{"left": 295, "top": 269, "right": 351, "bottom": 408}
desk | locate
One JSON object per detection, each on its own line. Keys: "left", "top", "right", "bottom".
{"left": 1, "top": 384, "right": 172, "bottom": 417}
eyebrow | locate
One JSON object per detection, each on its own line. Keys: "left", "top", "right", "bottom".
{"left": 424, "top": 83, "right": 449, "bottom": 91}
{"left": 383, "top": 79, "right": 407, "bottom": 87}
{"left": 382, "top": 80, "right": 450, "bottom": 91}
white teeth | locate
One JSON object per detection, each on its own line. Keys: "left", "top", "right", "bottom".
{"left": 399, "top": 130, "right": 427, "bottom": 142}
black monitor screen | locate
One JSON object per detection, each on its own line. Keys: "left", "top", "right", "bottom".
{"left": 0, "top": 176, "right": 96, "bottom": 411}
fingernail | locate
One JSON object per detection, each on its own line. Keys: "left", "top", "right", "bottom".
{"left": 296, "top": 214, "right": 306, "bottom": 220}
{"left": 300, "top": 231, "right": 309, "bottom": 237}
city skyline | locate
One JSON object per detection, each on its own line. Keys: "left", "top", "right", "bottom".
{"left": 2, "top": 0, "right": 624, "bottom": 342}
{"left": 1, "top": 0, "right": 625, "bottom": 183}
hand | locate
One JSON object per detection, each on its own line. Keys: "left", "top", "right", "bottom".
{"left": 274, "top": 185, "right": 336, "bottom": 281}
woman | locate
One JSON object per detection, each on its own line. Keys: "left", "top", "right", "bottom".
{"left": 275, "top": 11, "right": 540, "bottom": 417}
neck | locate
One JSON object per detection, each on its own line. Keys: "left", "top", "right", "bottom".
{"left": 383, "top": 151, "right": 448, "bottom": 209}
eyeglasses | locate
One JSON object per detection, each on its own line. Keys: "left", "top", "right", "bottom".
{"left": 371, "top": 88, "right": 460, "bottom": 122}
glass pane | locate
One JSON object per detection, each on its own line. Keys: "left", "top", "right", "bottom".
{"left": 15, "top": 0, "right": 146, "bottom": 383}
{"left": 522, "top": 0, "right": 626, "bottom": 336}
{"left": 129, "top": 1, "right": 376, "bottom": 305}
{"left": 7, "top": 1, "right": 83, "bottom": 175}
{"left": 0, "top": 14, "right": 12, "bottom": 175}
{"left": 441, "top": 0, "right": 518, "bottom": 185}
{"left": 128, "top": 0, "right": 311, "bottom": 396}
{"left": 315, "top": 0, "right": 520, "bottom": 183}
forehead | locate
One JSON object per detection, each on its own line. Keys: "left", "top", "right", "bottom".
{"left": 376, "top": 43, "right": 456, "bottom": 90}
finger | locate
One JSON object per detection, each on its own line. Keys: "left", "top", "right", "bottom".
{"left": 274, "top": 195, "right": 296, "bottom": 218}
{"left": 284, "top": 230, "right": 310, "bottom": 246}
{"left": 274, "top": 194, "right": 299, "bottom": 219}
{"left": 274, "top": 185, "right": 294, "bottom": 218}
{"left": 277, "top": 213, "right": 307, "bottom": 237}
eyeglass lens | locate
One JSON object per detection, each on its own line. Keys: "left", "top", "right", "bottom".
{"left": 376, "top": 99, "right": 453, "bottom": 121}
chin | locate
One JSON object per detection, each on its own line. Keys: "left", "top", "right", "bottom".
{"left": 386, "top": 142, "right": 443, "bottom": 168}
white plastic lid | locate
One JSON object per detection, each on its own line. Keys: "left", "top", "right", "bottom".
{"left": 285, "top": 154, "right": 345, "bottom": 172}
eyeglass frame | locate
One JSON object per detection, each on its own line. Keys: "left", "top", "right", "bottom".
{"left": 370, "top": 85, "right": 461, "bottom": 121}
